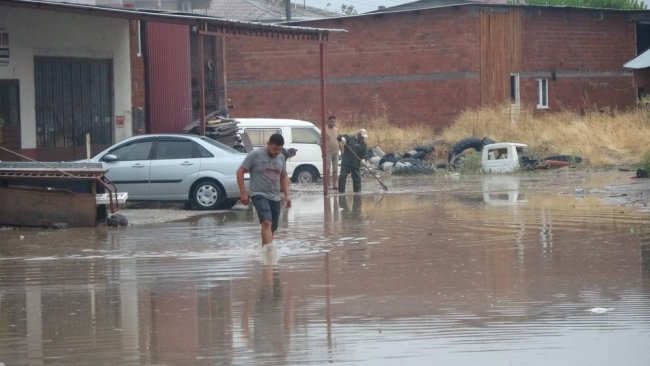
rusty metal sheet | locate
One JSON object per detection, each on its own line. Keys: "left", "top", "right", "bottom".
{"left": 146, "top": 22, "right": 193, "bottom": 134}
{"left": 0, "top": 187, "right": 97, "bottom": 227}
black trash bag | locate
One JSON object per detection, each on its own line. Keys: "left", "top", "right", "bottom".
{"left": 379, "top": 153, "right": 403, "bottom": 167}
{"left": 400, "top": 158, "right": 425, "bottom": 165}
{"left": 542, "top": 155, "right": 583, "bottom": 164}
{"left": 448, "top": 136, "right": 496, "bottom": 162}
{"left": 482, "top": 137, "right": 496, "bottom": 146}
{"left": 411, "top": 151, "right": 427, "bottom": 160}
{"left": 413, "top": 145, "right": 434, "bottom": 154}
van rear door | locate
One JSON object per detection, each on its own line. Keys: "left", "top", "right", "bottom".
{"left": 288, "top": 127, "right": 323, "bottom": 178}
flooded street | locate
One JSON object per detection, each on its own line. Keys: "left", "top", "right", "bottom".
{"left": 1, "top": 171, "right": 650, "bottom": 365}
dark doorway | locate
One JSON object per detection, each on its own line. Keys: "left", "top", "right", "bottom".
{"left": 637, "top": 23, "right": 650, "bottom": 55}
{"left": 34, "top": 57, "right": 113, "bottom": 161}
{"left": 0, "top": 80, "right": 21, "bottom": 161}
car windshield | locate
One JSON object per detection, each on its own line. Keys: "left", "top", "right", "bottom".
{"left": 200, "top": 136, "right": 241, "bottom": 154}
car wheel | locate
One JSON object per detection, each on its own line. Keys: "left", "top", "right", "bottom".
{"left": 191, "top": 180, "right": 225, "bottom": 210}
{"left": 294, "top": 166, "right": 318, "bottom": 184}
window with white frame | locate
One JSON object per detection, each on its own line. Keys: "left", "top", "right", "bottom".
{"left": 537, "top": 78, "right": 549, "bottom": 108}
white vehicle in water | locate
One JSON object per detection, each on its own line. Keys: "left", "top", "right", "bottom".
{"left": 235, "top": 118, "right": 325, "bottom": 183}
{"left": 481, "top": 143, "right": 528, "bottom": 173}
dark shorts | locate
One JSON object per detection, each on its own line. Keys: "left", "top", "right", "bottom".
{"left": 251, "top": 195, "right": 281, "bottom": 232}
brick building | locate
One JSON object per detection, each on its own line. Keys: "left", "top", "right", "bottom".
{"left": 0, "top": 0, "right": 335, "bottom": 161}
{"left": 225, "top": 3, "right": 649, "bottom": 128}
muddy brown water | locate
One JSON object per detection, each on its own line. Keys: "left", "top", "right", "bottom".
{"left": 1, "top": 171, "right": 649, "bottom": 365}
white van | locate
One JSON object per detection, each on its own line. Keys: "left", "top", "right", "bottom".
{"left": 234, "top": 118, "right": 326, "bottom": 183}
{"left": 481, "top": 143, "right": 528, "bottom": 173}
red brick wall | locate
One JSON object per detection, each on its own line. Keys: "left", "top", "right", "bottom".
{"left": 225, "top": 6, "right": 638, "bottom": 128}
{"left": 226, "top": 7, "right": 481, "bottom": 128}
{"left": 519, "top": 8, "right": 637, "bottom": 110}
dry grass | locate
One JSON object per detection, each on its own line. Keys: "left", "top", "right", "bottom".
{"left": 295, "top": 96, "right": 650, "bottom": 167}
{"left": 294, "top": 95, "right": 437, "bottom": 155}
{"left": 442, "top": 105, "right": 650, "bottom": 166}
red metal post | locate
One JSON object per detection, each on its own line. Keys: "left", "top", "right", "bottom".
{"left": 221, "top": 36, "right": 229, "bottom": 110}
{"left": 320, "top": 42, "right": 328, "bottom": 197}
{"left": 199, "top": 33, "right": 206, "bottom": 136}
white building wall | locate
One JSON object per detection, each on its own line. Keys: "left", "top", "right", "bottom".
{"left": 0, "top": 7, "right": 132, "bottom": 150}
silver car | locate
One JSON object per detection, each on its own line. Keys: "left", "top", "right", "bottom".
{"left": 88, "top": 134, "right": 248, "bottom": 210}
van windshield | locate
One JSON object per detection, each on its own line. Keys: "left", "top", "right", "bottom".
{"left": 200, "top": 137, "right": 242, "bottom": 154}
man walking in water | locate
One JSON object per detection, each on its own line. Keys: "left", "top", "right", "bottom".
{"left": 237, "top": 134, "right": 292, "bottom": 247}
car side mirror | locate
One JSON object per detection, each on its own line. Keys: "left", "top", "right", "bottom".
{"left": 103, "top": 154, "right": 118, "bottom": 162}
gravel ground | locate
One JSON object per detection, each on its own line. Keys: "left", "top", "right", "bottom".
{"left": 598, "top": 176, "right": 650, "bottom": 212}
{"left": 118, "top": 201, "right": 251, "bottom": 226}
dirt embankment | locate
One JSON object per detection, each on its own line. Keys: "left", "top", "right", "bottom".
{"left": 599, "top": 176, "right": 650, "bottom": 212}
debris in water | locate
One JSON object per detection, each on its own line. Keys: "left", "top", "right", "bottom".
{"left": 587, "top": 307, "right": 614, "bottom": 314}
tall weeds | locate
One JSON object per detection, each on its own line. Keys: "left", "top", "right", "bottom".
{"left": 442, "top": 105, "right": 650, "bottom": 166}
{"left": 295, "top": 95, "right": 437, "bottom": 154}
{"left": 295, "top": 97, "right": 650, "bottom": 166}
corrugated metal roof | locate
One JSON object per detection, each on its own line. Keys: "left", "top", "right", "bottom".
{"left": 193, "top": 0, "right": 339, "bottom": 22}
{"left": 367, "top": 0, "right": 650, "bottom": 15}
{"left": 285, "top": 1, "right": 650, "bottom": 24}
{"left": 366, "top": 0, "right": 493, "bottom": 13}
{"left": 0, "top": 0, "right": 347, "bottom": 35}
{"left": 624, "top": 49, "right": 650, "bottom": 69}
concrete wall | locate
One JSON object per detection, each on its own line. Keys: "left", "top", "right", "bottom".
{"left": 0, "top": 6, "right": 132, "bottom": 150}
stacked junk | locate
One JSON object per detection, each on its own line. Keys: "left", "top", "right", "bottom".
{"left": 362, "top": 136, "right": 583, "bottom": 175}
{"left": 365, "top": 145, "right": 436, "bottom": 175}
{"left": 183, "top": 111, "right": 240, "bottom": 147}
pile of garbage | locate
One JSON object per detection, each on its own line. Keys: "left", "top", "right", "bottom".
{"left": 183, "top": 111, "right": 240, "bottom": 147}
{"left": 366, "top": 145, "right": 436, "bottom": 175}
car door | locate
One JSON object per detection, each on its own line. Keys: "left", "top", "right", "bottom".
{"left": 102, "top": 139, "right": 155, "bottom": 198}
{"left": 149, "top": 137, "right": 202, "bottom": 199}
{"left": 289, "top": 127, "right": 323, "bottom": 176}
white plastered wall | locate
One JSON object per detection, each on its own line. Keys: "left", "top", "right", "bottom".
{"left": 0, "top": 6, "right": 132, "bottom": 150}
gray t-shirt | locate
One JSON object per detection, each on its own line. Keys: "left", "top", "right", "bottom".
{"left": 241, "top": 148, "right": 287, "bottom": 201}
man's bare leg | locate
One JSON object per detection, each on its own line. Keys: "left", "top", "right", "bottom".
{"left": 261, "top": 220, "right": 274, "bottom": 246}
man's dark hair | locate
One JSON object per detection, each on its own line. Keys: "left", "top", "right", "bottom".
{"left": 268, "top": 133, "right": 285, "bottom": 146}
{"left": 328, "top": 115, "right": 336, "bottom": 121}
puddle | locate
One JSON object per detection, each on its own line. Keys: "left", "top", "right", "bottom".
{"left": 0, "top": 171, "right": 649, "bottom": 365}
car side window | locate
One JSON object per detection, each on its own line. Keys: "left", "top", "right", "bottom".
{"left": 154, "top": 139, "right": 195, "bottom": 160}
{"left": 196, "top": 143, "right": 213, "bottom": 158}
{"left": 109, "top": 140, "right": 154, "bottom": 161}
{"left": 292, "top": 128, "right": 320, "bottom": 144}
{"left": 245, "top": 128, "right": 281, "bottom": 146}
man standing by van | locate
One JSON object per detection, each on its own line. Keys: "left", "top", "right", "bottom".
{"left": 237, "top": 134, "right": 292, "bottom": 247}
{"left": 325, "top": 115, "right": 340, "bottom": 190}
{"left": 337, "top": 129, "right": 368, "bottom": 193}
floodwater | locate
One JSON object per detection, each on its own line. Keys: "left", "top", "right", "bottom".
{"left": 1, "top": 171, "right": 650, "bottom": 365}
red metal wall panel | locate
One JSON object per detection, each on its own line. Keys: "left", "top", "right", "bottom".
{"left": 146, "top": 22, "right": 192, "bottom": 134}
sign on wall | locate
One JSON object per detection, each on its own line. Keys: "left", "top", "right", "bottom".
{"left": 0, "top": 29, "right": 8, "bottom": 65}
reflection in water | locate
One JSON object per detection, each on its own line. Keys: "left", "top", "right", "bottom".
{"left": 242, "top": 265, "right": 292, "bottom": 363}
{"left": 1, "top": 173, "right": 650, "bottom": 365}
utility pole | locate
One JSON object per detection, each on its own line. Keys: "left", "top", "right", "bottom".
{"left": 285, "top": 0, "right": 291, "bottom": 21}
